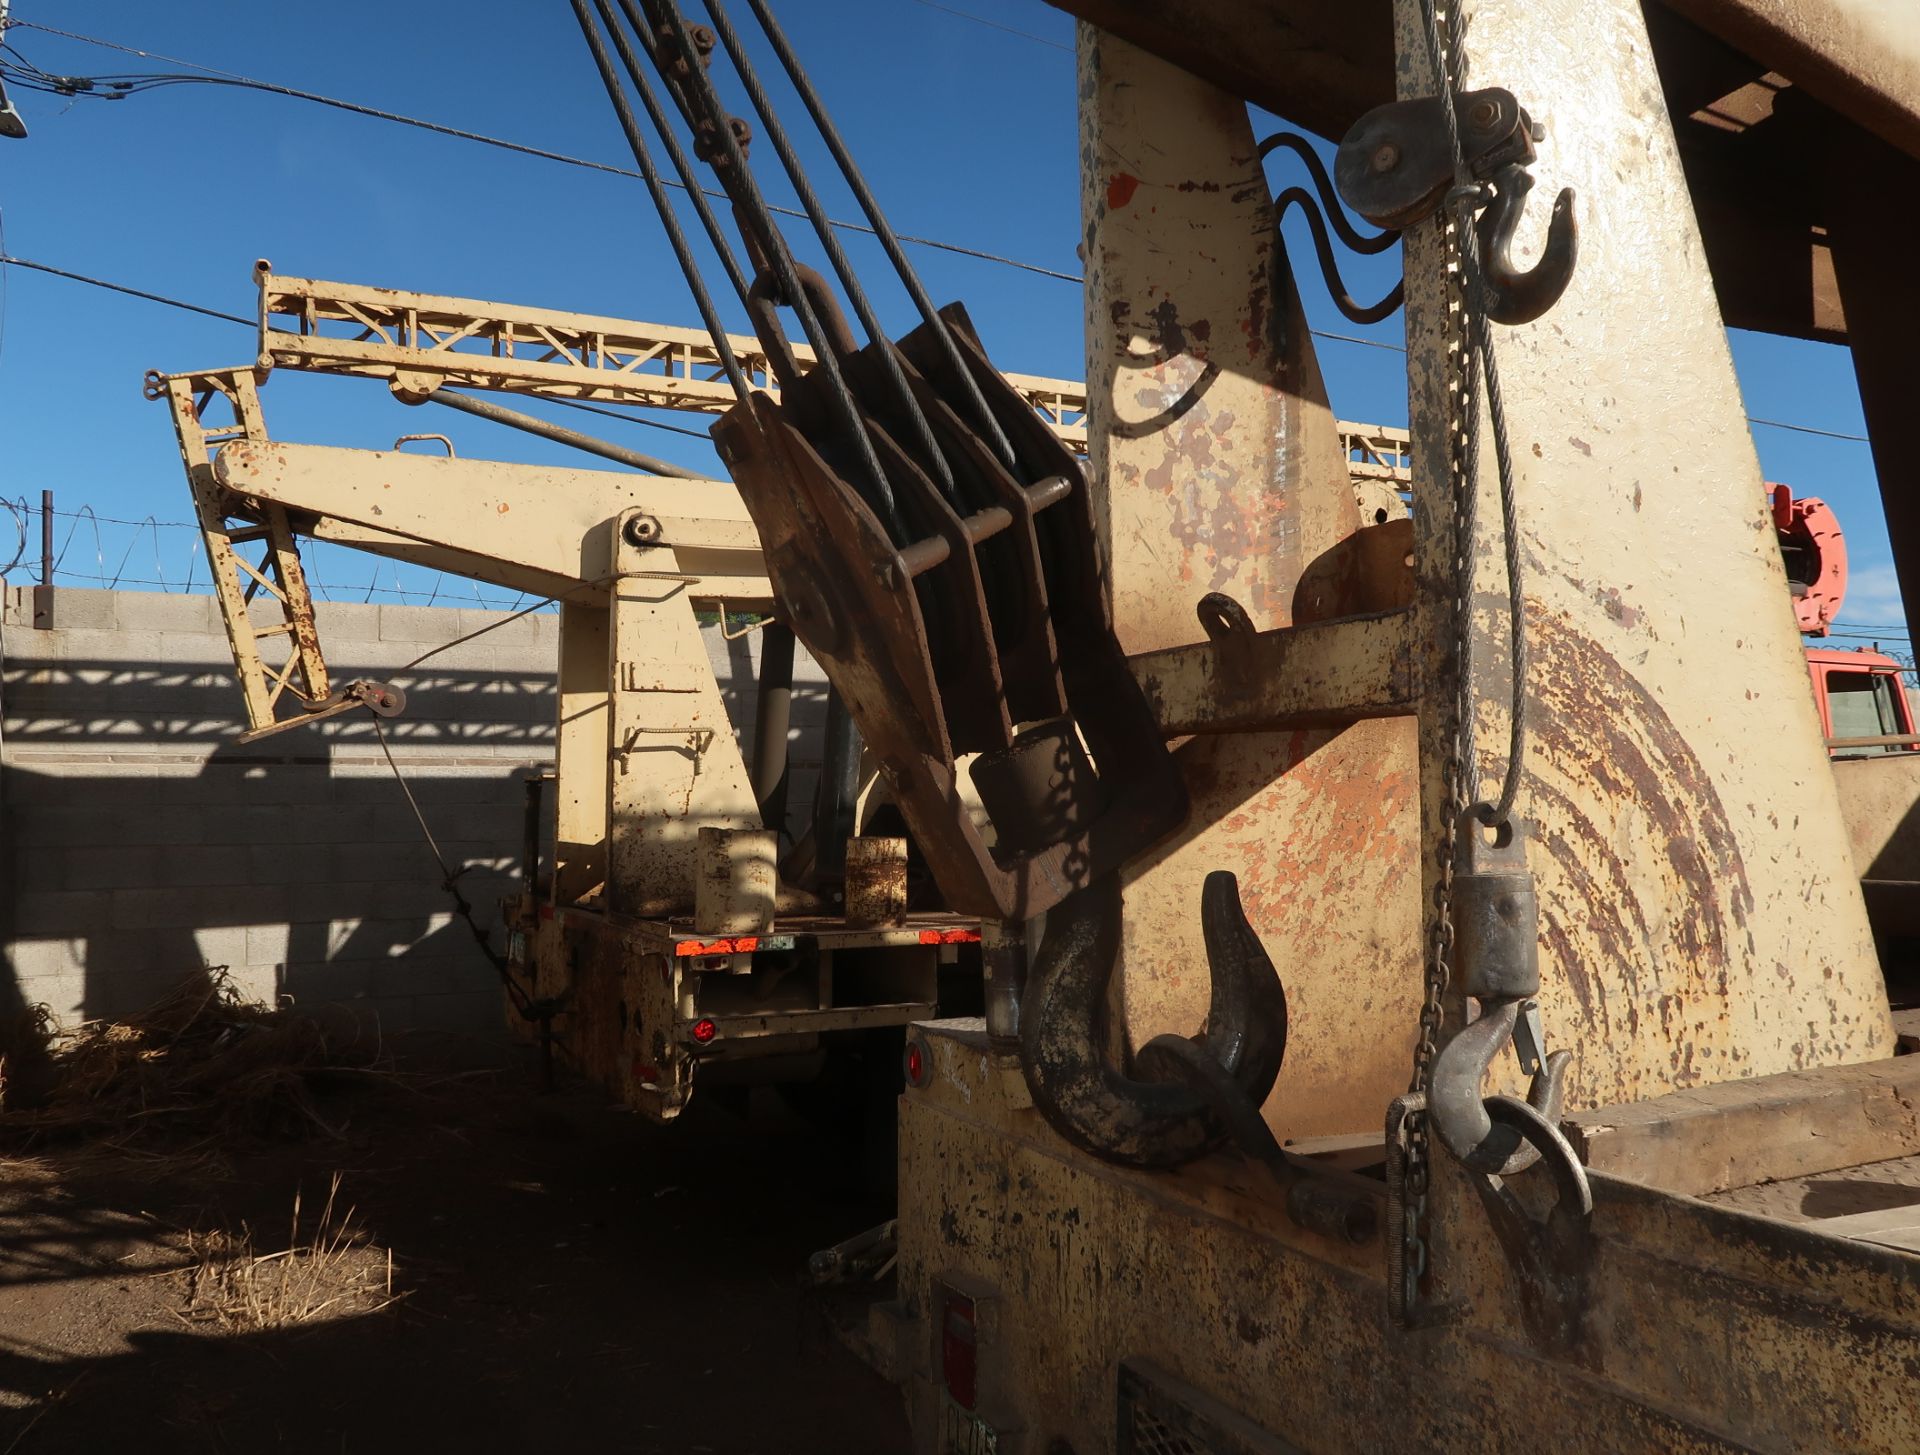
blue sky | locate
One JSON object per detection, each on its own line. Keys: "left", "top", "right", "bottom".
{"left": 0, "top": 1, "right": 1893, "bottom": 638}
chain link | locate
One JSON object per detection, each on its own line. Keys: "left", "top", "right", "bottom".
{"left": 1401, "top": 0, "right": 1481, "bottom": 1318}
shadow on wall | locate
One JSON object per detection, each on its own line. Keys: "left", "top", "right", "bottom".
{"left": 0, "top": 646, "right": 833, "bottom": 1033}
{"left": 0, "top": 655, "right": 562, "bottom": 1033}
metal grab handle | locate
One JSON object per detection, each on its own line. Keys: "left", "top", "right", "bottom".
{"left": 1473, "top": 163, "right": 1578, "bottom": 326}
{"left": 1428, "top": 997, "right": 1572, "bottom": 1175}
{"left": 1019, "top": 871, "right": 1287, "bottom": 1170}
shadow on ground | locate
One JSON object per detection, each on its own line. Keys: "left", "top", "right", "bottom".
{"left": 0, "top": 1038, "right": 904, "bottom": 1454}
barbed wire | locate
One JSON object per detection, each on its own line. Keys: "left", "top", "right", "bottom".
{"left": 0, "top": 499, "right": 546, "bottom": 611}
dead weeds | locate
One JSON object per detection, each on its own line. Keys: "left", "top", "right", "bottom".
{"left": 179, "top": 1174, "right": 402, "bottom": 1332}
{"left": 0, "top": 968, "right": 386, "bottom": 1153}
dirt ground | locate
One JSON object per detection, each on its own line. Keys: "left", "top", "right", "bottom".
{"left": 0, "top": 1036, "right": 908, "bottom": 1453}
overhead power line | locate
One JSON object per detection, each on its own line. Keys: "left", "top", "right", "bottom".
{"left": 3, "top": 21, "right": 1425, "bottom": 357}
{"left": 0, "top": 252, "right": 715, "bottom": 444}
{"left": 0, "top": 254, "right": 251, "bottom": 326}
{"left": 908, "top": 0, "right": 1072, "bottom": 52}
{"left": 5, "top": 19, "right": 1083, "bottom": 284}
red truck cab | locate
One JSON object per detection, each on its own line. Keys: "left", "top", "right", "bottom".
{"left": 1808, "top": 647, "right": 1918, "bottom": 757}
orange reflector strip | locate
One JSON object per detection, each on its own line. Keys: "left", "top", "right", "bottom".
{"left": 674, "top": 936, "right": 760, "bottom": 957}
{"left": 918, "top": 928, "right": 982, "bottom": 945}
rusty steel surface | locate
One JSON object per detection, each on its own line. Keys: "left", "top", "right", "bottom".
{"left": 1080, "top": 28, "right": 1423, "bottom": 1141}
{"left": 891, "top": 1021, "right": 1920, "bottom": 1454}
{"left": 843, "top": 836, "right": 909, "bottom": 929}
{"left": 157, "top": 369, "right": 331, "bottom": 737}
{"left": 1391, "top": 0, "right": 1889, "bottom": 1108}
{"left": 1130, "top": 608, "right": 1416, "bottom": 736}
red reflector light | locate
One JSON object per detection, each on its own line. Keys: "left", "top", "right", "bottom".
{"left": 942, "top": 1292, "right": 978, "bottom": 1410}
{"left": 917, "top": 927, "right": 983, "bottom": 945}
{"left": 904, "top": 1038, "right": 928, "bottom": 1088}
{"left": 690, "top": 1017, "right": 718, "bottom": 1045}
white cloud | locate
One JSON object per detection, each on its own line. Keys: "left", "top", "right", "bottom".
{"left": 1841, "top": 562, "right": 1908, "bottom": 630}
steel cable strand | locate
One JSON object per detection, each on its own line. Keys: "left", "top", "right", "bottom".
{"left": 569, "top": 0, "right": 754, "bottom": 404}
{"left": 741, "top": 0, "right": 1019, "bottom": 473}
{"left": 586, "top": 0, "right": 754, "bottom": 316}
{"left": 624, "top": 0, "right": 904, "bottom": 539}
{"left": 699, "top": 0, "right": 961, "bottom": 508}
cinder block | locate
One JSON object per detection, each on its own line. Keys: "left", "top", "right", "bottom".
{"left": 14, "top": 969, "right": 87, "bottom": 1022}
{"left": 5, "top": 937, "right": 84, "bottom": 979}
{"left": 41, "top": 627, "right": 167, "bottom": 665}
{"left": 116, "top": 593, "right": 214, "bottom": 634}
{"left": 248, "top": 842, "right": 338, "bottom": 886}
{"left": 279, "top": 958, "right": 380, "bottom": 1001}
{"left": 58, "top": 845, "right": 164, "bottom": 894}
{"left": 189, "top": 924, "right": 251, "bottom": 970}
{"left": 155, "top": 761, "right": 332, "bottom": 807}
{"left": 13, "top": 890, "right": 110, "bottom": 938}
{"left": 379, "top": 604, "right": 457, "bottom": 643}
{"left": 311, "top": 601, "right": 383, "bottom": 643}
{"left": 370, "top": 879, "right": 458, "bottom": 920}
{"left": 4, "top": 766, "right": 146, "bottom": 808}
{"left": 42, "top": 590, "right": 117, "bottom": 631}
{"left": 285, "top": 881, "right": 382, "bottom": 925}
{"left": 109, "top": 884, "right": 286, "bottom": 931}
{"left": 155, "top": 632, "right": 242, "bottom": 666}
{"left": 157, "top": 845, "right": 252, "bottom": 888}
{"left": 245, "top": 922, "right": 291, "bottom": 968}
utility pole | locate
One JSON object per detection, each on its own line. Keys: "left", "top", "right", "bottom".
{"left": 0, "top": 0, "right": 25, "bottom": 139}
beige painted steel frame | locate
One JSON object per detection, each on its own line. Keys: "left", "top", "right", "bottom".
{"left": 252, "top": 264, "right": 1409, "bottom": 472}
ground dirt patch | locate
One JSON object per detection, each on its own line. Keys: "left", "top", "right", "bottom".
{"left": 0, "top": 1026, "right": 907, "bottom": 1453}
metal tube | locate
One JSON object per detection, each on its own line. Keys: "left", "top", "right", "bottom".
{"left": 423, "top": 388, "right": 704, "bottom": 479}
{"left": 38, "top": 488, "right": 51, "bottom": 588}
{"left": 813, "top": 687, "right": 862, "bottom": 885}
{"left": 522, "top": 772, "right": 549, "bottom": 898}
{"left": 750, "top": 621, "right": 795, "bottom": 836}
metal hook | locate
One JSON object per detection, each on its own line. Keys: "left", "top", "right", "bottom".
{"left": 1429, "top": 997, "right": 1575, "bottom": 1176}
{"left": 1019, "top": 871, "right": 1287, "bottom": 1169}
{"left": 1473, "top": 162, "right": 1578, "bottom": 326}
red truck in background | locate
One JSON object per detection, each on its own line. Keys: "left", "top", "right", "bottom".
{"left": 1779, "top": 483, "right": 1920, "bottom": 985}
{"left": 1775, "top": 484, "right": 1918, "bottom": 759}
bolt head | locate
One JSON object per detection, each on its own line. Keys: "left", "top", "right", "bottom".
{"left": 1468, "top": 99, "right": 1500, "bottom": 129}
{"left": 1370, "top": 143, "right": 1400, "bottom": 173}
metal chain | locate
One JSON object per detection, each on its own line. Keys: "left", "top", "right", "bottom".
{"left": 1402, "top": 0, "right": 1537, "bottom": 1314}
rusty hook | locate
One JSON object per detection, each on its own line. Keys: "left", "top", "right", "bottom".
{"left": 1429, "top": 996, "right": 1577, "bottom": 1176}
{"left": 1019, "top": 871, "right": 1286, "bottom": 1169}
{"left": 1473, "top": 162, "right": 1578, "bottom": 326}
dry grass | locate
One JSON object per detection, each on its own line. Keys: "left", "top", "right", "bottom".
{"left": 180, "top": 1174, "right": 402, "bottom": 1331}
{"left": 0, "top": 968, "right": 386, "bottom": 1153}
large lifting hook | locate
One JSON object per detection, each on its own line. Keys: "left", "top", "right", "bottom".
{"left": 1019, "top": 871, "right": 1287, "bottom": 1169}
{"left": 1335, "top": 87, "right": 1578, "bottom": 327}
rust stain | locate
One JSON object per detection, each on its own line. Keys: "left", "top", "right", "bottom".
{"left": 1529, "top": 610, "right": 1760, "bottom": 1096}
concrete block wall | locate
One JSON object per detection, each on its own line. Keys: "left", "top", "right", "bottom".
{"left": 0, "top": 587, "right": 828, "bottom": 1034}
